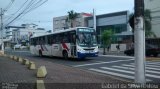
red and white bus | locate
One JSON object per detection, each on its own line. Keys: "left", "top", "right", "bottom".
{"left": 30, "top": 27, "right": 98, "bottom": 59}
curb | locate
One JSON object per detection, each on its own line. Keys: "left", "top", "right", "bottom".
{"left": 2, "top": 54, "right": 47, "bottom": 89}
{"left": 36, "top": 80, "right": 46, "bottom": 89}
{"left": 37, "top": 66, "right": 47, "bottom": 78}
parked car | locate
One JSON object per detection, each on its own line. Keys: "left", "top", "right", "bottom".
{"left": 124, "top": 44, "right": 160, "bottom": 57}
{"left": 14, "top": 44, "right": 22, "bottom": 49}
{"left": 20, "top": 46, "right": 27, "bottom": 49}
{"left": 14, "top": 44, "right": 27, "bottom": 49}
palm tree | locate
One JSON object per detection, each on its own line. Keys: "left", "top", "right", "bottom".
{"left": 67, "top": 10, "right": 78, "bottom": 28}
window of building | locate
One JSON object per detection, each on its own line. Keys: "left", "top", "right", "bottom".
{"left": 55, "top": 20, "right": 59, "bottom": 24}
{"left": 61, "top": 19, "right": 66, "bottom": 24}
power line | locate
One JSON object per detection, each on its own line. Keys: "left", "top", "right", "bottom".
{"left": 24, "top": 0, "right": 48, "bottom": 14}
{"left": 4, "top": 0, "right": 33, "bottom": 25}
{"left": 5, "top": 0, "right": 48, "bottom": 27}
{"left": 18, "top": 0, "right": 48, "bottom": 20}
{"left": 3, "top": 0, "right": 15, "bottom": 12}
{"left": 9, "top": 0, "right": 47, "bottom": 25}
{"left": 4, "top": 0, "right": 29, "bottom": 22}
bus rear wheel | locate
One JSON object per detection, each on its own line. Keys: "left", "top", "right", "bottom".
{"left": 63, "top": 51, "right": 68, "bottom": 60}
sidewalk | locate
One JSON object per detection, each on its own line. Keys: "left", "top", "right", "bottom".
{"left": 0, "top": 55, "right": 128, "bottom": 89}
{"left": 0, "top": 56, "right": 36, "bottom": 89}
{"left": 98, "top": 48, "right": 125, "bottom": 56}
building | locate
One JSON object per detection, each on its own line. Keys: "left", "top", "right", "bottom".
{"left": 5, "top": 24, "right": 47, "bottom": 48}
{"left": 145, "top": 0, "right": 160, "bottom": 38}
{"left": 86, "top": 11, "right": 132, "bottom": 50}
{"left": 5, "top": 26, "right": 25, "bottom": 40}
{"left": 53, "top": 13, "right": 92, "bottom": 32}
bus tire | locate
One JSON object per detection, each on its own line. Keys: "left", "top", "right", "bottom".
{"left": 39, "top": 50, "right": 43, "bottom": 57}
{"left": 63, "top": 51, "right": 68, "bottom": 60}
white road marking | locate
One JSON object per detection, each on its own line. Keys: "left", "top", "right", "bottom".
{"left": 99, "top": 55, "right": 134, "bottom": 58}
{"left": 113, "top": 66, "right": 160, "bottom": 74}
{"left": 89, "top": 68, "right": 151, "bottom": 81}
{"left": 122, "top": 64, "right": 160, "bottom": 71}
{"left": 94, "top": 61, "right": 106, "bottom": 63}
{"left": 101, "top": 67, "right": 160, "bottom": 79}
{"left": 131, "top": 62, "right": 160, "bottom": 65}
{"left": 146, "top": 62, "right": 160, "bottom": 65}
{"left": 147, "top": 61, "right": 160, "bottom": 63}
{"left": 123, "top": 64, "right": 160, "bottom": 68}
{"left": 73, "top": 59, "right": 134, "bottom": 67}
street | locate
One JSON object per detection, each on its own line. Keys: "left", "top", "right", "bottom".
{"left": 5, "top": 49, "right": 160, "bottom": 83}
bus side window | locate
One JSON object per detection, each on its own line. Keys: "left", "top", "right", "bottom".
{"left": 69, "top": 31, "right": 76, "bottom": 44}
{"left": 30, "top": 38, "right": 33, "bottom": 45}
{"left": 55, "top": 34, "right": 60, "bottom": 43}
{"left": 63, "top": 32, "right": 69, "bottom": 43}
{"left": 39, "top": 38, "right": 41, "bottom": 44}
{"left": 34, "top": 38, "right": 37, "bottom": 45}
{"left": 47, "top": 35, "right": 52, "bottom": 45}
{"left": 45, "top": 36, "right": 48, "bottom": 45}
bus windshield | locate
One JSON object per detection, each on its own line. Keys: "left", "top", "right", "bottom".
{"left": 77, "top": 28, "right": 97, "bottom": 47}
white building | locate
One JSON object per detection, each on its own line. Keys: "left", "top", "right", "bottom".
{"left": 53, "top": 13, "right": 92, "bottom": 32}
{"left": 5, "top": 24, "right": 47, "bottom": 47}
{"left": 145, "top": 0, "right": 160, "bottom": 37}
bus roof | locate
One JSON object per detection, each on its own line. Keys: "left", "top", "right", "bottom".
{"left": 30, "top": 27, "right": 94, "bottom": 38}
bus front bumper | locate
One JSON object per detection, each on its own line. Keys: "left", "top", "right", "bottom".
{"left": 77, "top": 52, "right": 98, "bottom": 58}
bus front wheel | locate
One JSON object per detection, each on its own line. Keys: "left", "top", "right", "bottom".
{"left": 63, "top": 51, "right": 68, "bottom": 60}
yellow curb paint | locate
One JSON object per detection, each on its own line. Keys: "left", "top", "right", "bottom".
{"left": 14, "top": 56, "right": 18, "bottom": 61}
{"left": 9, "top": 55, "right": 13, "bottom": 59}
{"left": 36, "top": 80, "right": 45, "bottom": 89}
{"left": 25, "top": 59, "right": 30, "bottom": 66}
{"left": 29, "top": 62, "right": 36, "bottom": 70}
{"left": 37, "top": 66, "right": 47, "bottom": 78}
{"left": 0, "top": 51, "right": 4, "bottom": 55}
{"left": 18, "top": 57, "right": 23, "bottom": 63}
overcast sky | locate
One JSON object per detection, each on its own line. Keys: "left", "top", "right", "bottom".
{"left": 0, "top": 0, "right": 134, "bottom": 31}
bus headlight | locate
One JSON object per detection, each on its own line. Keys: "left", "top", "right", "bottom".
{"left": 94, "top": 47, "right": 98, "bottom": 52}
{"left": 77, "top": 48, "right": 85, "bottom": 53}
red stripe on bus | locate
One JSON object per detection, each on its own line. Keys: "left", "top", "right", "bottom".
{"left": 40, "top": 45, "right": 44, "bottom": 51}
{"left": 62, "top": 43, "right": 69, "bottom": 51}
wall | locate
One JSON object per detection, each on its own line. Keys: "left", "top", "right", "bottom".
{"left": 86, "top": 11, "right": 132, "bottom": 47}
{"left": 111, "top": 44, "right": 126, "bottom": 51}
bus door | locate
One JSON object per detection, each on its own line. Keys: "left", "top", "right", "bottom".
{"left": 39, "top": 36, "right": 49, "bottom": 56}
{"left": 70, "top": 31, "right": 77, "bottom": 57}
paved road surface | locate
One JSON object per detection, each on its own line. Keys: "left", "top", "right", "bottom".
{"left": 5, "top": 50, "right": 160, "bottom": 83}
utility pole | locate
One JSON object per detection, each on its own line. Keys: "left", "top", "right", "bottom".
{"left": 93, "top": 9, "right": 96, "bottom": 32}
{"left": 134, "top": 0, "right": 146, "bottom": 83}
{"left": 0, "top": 8, "right": 4, "bottom": 53}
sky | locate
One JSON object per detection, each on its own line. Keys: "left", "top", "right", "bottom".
{"left": 0, "top": 0, "right": 134, "bottom": 31}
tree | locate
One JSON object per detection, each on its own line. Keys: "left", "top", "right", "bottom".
{"left": 144, "top": 9, "right": 156, "bottom": 38}
{"left": 101, "top": 29, "right": 113, "bottom": 55}
{"left": 129, "top": 10, "right": 156, "bottom": 38}
{"left": 67, "top": 10, "right": 78, "bottom": 28}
